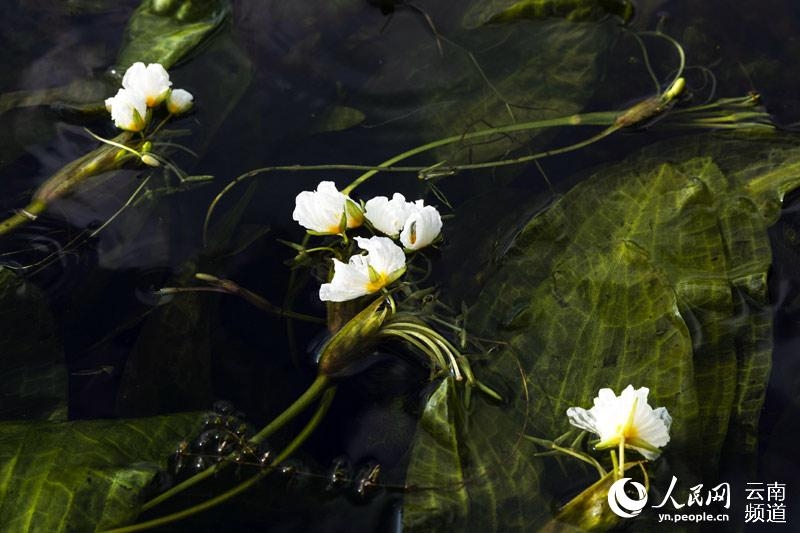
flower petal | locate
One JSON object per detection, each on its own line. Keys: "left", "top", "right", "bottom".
{"left": 319, "top": 257, "right": 371, "bottom": 302}
{"left": 122, "top": 62, "right": 172, "bottom": 107}
{"left": 167, "top": 88, "right": 194, "bottom": 114}
{"left": 365, "top": 193, "right": 412, "bottom": 237}
{"left": 292, "top": 181, "right": 361, "bottom": 234}
{"left": 400, "top": 205, "right": 442, "bottom": 250}
{"left": 106, "top": 88, "right": 148, "bottom": 131}
{"left": 354, "top": 236, "right": 406, "bottom": 275}
{"left": 566, "top": 384, "right": 671, "bottom": 460}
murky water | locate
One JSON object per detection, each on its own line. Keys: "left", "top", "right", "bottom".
{"left": 1, "top": 0, "right": 799, "bottom": 531}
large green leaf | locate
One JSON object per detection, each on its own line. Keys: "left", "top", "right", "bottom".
{"left": 0, "top": 413, "right": 200, "bottom": 532}
{"left": 404, "top": 133, "right": 800, "bottom": 530}
{"left": 116, "top": 0, "right": 231, "bottom": 70}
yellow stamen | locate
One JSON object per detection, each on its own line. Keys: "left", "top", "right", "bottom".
{"left": 365, "top": 271, "right": 389, "bottom": 293}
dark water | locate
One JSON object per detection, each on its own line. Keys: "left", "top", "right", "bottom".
{"left": 1, "top": 0, "right": 800, "bottom": 531}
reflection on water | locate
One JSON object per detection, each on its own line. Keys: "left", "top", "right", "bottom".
{"left": 1, "top": 0, "right": 799, "bottom": 530}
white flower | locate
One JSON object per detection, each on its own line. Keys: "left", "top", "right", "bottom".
{"left": 364, "top": 193, "right": 419, "bottom": 238}
{"left": 319, "top": 236, "right": 406, "bottom": 302}
{"left": 122, "top": 62, "right": 172, "bottom": 107}
{"left": 104, "top": 88, "right": 148, "bottom": 132}
{"left": 292, "top": 181, "right": 363, "bottom": 235}
{"left": 167, "top": 88, "right": 194, "bottom": 114}
{"left": 399, "top": 205, "right": 442, "bottom": 250}
{"left": 566, "top": 385, "right": 671, "bottom": 460}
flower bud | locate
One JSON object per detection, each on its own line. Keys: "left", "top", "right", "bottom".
{"left": 167, "top": 88, "right": 194, "bottom": 115}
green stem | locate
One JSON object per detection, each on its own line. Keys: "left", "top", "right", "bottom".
{"left": 203, "top": 111, "right": 618, "bottom": 234}
{"left": 104, "top": 387, "right": 337, "bottom": 533}
{"left": 341, "top": 112, "right": 618, "bottom": 194}
{"left": 140, "top": 374, "right": 330, "bottom": 512}
{"left": 250, "top": 374, "right": 330, "bottom": 444}
{"left": 0, "top": 200, "right": 47, "bottom": 236}
{"left": 193, "top": 273, "right": 326, "bottom": 324}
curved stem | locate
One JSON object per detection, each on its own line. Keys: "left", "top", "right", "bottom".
{"left": 140, "top": 374, "right": 330, "bottom": 512}
{"left": 341, "top": 112, "right": 618, "bottom": 194}
{"left": 203, "top": 111, "right": 619, "bottom": 234}
{"left": 638, "top": 31, "right": 686, "bottom": 89}
{"left": 250, "top": 374, "right": 330, "bottom": 444}
{"left": 192, "top": 273, "right": 326, "bottom": 324}
{"left": 104, "top": 386, "right": 337, "bottom": 533}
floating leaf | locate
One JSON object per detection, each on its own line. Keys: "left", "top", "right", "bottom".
{"left": 404, "top": 133, "right": 800, "bottom": 530}
{"left": 0, "top": 413, "right": 200, "bottom": 532}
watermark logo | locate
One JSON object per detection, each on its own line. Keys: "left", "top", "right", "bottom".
{"left": 605, "top": 476, "right": 788, "bottom": 524}
{"left": 608, "top": 477, "right": 649, "bottom": 518}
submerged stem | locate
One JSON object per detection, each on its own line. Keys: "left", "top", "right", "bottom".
{"left": 105, "top": 387, "right": 337, "bottom": 533}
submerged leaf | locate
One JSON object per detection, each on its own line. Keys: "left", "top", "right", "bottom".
{"left": 0, "top": 413, "right": 200, "bottom": 532}
{"left": 404, "top": 133, "right": 800, "bottom": 530}
{"left": 463, "top": 0, "right": 635, "bottom": 28}
{"left": 116, "top": 0, "right": 232, "bottom": 70}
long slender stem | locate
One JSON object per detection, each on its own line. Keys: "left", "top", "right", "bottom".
{"left": 104, "top": 387, "right": 337, "bottom": 533}
{"left": 140, "top": 374, "right": 330, "bottom": 512}
{"left": 192, "top": 273, "right": 326, "bottom": 324}
{"left": 203, "top": 111, "right": 618, "bottom": 234}
{"left": 250, "top": 374, "right": 330, "bottom": 444}
{"left": 341, "top": 112, "right": 618, "bottom": 194}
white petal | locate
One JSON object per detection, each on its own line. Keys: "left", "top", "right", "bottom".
{"left": 292, "top": 181, "right": 362, "bottom": 234}
{"left": 122, "top": 62, "right": 172, "bottom": 107}
{"left": 319, "top": 257, "right": 371, "bottom": 302}
{"left": 566, "top": 407, "right": 599, "bottom": 434}
{"left": 400, "top": 205, "right": 442, "bottom": 250}
{"left": 167, "top": 88, "right": 194, "bottom": 114}
{"left": 355, "top": 236, "right": 406, "bottom": 275}
{"left": 364, "top": 193, "right": 411, "bottom": 237}
{"left": 292, "top": 181, "right": 346, "bottom": 234}
{"left": 569, "top": 385, "right": 672, "bottom": 459}
{"left": 107, "top": 88, "right": 147, "bottom": 131}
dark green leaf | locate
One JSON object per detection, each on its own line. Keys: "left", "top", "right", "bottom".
{"left": 463, "top": 0, "right": 635, "bottom": 28}
{"left": 0, "top": 413, "right": 200, "bottom": 532}
{"left": 116, "top": 0, "right": 232, "bottom": 70}
{"left": 404, "top": 133, "right": 800, "bottom": 530}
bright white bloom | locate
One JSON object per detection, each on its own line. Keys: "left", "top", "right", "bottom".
{"left": 122, "top": 62, "right": 172, "bottom": 107}
{"left": 399, "top": 205, "right": 442, "bottom": 250}
{"left": 364, "top": 193, "right": 420, "bottom": 238}
{"left": 293, "top": 181, "right": 363, "bottom": 234}
{"left": 566, "top": 385, "right": 671, "bottom": 460}
{"left": 104, "top": 88, "right": 148, "bottom": 132}
{"left": 167, "top": 88, "right": 194, "bottom": 114}
{"left": 319, "top": 236, "right": 406, "bottom": 302}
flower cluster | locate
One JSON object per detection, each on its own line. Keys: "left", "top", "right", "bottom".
{"left": 292, "top": 181, "right": 443, "bottom": 302}
{"left": 567, "top": 385, "right": 672, "bottom": 460}
{"left": 105, "top": 62, "right": 194, "bottom": 131}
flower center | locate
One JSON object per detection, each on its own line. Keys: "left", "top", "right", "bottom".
{"left": 365, "top": 271, "right": 389, "bottom": 293}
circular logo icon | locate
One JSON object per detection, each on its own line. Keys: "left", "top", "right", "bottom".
{"left": 607, "top": 477, "right": 649, "bottom": 518}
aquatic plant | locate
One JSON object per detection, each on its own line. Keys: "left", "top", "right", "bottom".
{"left": 2, "top": 2, "right": 799, "bottom": 532}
